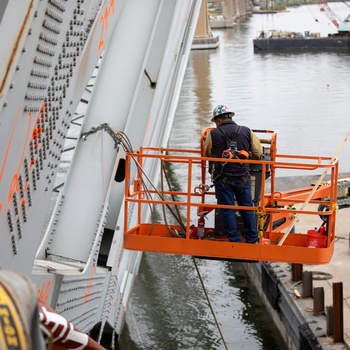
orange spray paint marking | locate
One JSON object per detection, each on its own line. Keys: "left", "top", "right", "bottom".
{"left": 0, "top": 109, "right": 21, "bottom": 183}
{"left": 7, "top": 174, "right": 19, "bottom": 204}
{"left": 0, "top": 104, "right": 45, "bottom": 216}
{"left": 6, "top": 110, "right": 32, "bottom": 209}
{"left": 32, "top": 126, "right": 43, "bottom": 142}
{"left": 2, "top": 104, "right": 45, "bottom": 212}
{"left": 98, "top": 0, "right": 115, "bottom": 55}
{"left": 84, "top": 266, "right": 96, "bottom": 302}
{"left": 0, "top": 104, "right": 45, "bottom": 215}
{"left": 37, "top": 280, "right": 51, "bottom": 303}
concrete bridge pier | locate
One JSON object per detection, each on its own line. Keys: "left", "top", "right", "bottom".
{"left": 192, "top": 0, "right": 251, "bottom": 49}
{"left": 210, "top": 0, "right": 252, "bottom": 28}
{"left": 192, "top": 1, "right": 220, "bottom": 49}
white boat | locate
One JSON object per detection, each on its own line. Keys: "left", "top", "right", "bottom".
{"left": 0, "top": 0, "right": 202, "bottom": 347}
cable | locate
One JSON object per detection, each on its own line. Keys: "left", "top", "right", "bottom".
{"left": 192, "top": 257, "right": 229, "bottom": 350}
{"left": 116, "top": 131, "right": 161, "bottom": 236}
{"left": 288, "top": 281, "right": 303, "bottom": 296}
{"left": 116, "top": 131, "right": 173, "bottom": 234}
{"left": 129, "top": 155, "right": 186, "bottom": 232}
{"left": 122, "top": 144, "right": 186, "bottom": 233}
{"left": 80, "top": 125, "right": 188, "bottom": 236}
{"left": 161, "top": 160, "right": 185, "bottom": 226}
{"left": 305, "top": 4, "right": 321, "bottom": 24}
{"left": 160, "top": 159, "right": 187, "bottom": 236}
{"left": 119, "top": 137, "right": 187, "bottom": 235}
{"left": 311, "top": 271, "right": 333, "bottom": 280}
{"left": 128, "top": 301, "right": 146, "bottom": 350}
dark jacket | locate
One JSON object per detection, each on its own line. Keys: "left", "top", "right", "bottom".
{"left": 208, "top": 120, "right": 253, "bottom": 177}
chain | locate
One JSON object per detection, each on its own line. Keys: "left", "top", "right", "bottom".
{"left": 80, "top": 123, "right": 121, "bottom": 148}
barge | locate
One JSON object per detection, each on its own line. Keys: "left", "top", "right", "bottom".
{"left": 253, "top": 30, "right": 350, "bottom": 51}
{"left": 254, "top": 10, "right": 350, "bottom": 51}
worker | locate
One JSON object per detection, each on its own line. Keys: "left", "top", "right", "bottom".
{"left": 204, "top": 105, "right": 263, "bottom": 243}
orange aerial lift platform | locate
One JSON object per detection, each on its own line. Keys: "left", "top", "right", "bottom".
{"left": 123, "top": 129, "right": 343, "bottom": 264}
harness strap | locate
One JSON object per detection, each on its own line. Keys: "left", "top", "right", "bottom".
{"left": 218, "top": 125, "right": 242, "bottom": 148}
{"left": 210, "top": 125, "right": 242, "bottom": 184}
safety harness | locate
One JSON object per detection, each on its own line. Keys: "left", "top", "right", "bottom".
{"left": 218, "top": 125, "right": 242, "bottom": 160}
{"left": 211, "top": 125, "right": 243, "bottom": 184}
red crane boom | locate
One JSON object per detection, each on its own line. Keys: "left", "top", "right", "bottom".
{"left": 314, "top": 0, "right": 341, "bottom": 28}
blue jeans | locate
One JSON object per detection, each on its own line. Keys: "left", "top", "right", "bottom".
{"left": 214, "top": 176, "right": 258, "bottom": 243}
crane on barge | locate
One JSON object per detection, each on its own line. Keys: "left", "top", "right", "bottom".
{"left": 315, "top": 0, "right": 350, "bottom": 34}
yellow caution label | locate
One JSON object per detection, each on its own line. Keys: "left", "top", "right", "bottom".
{"left": 0, "top": 284, "right": 26, "bottom": 350}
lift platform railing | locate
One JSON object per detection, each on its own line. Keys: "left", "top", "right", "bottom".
{"left": 123, "top": 132, "right": 339, "bottom": 264}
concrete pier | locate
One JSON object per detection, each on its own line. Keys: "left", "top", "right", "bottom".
{"left": 192, "top": 0, "right": 220, "bottom": 50}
